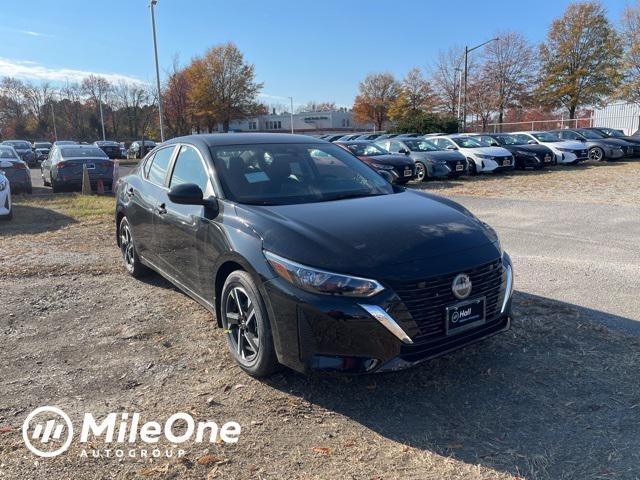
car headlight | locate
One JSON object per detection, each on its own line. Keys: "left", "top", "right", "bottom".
{"left": 476, "top": 154, "right": 493, "bottom": 159}
{"left": 264, "top": 251, "right": 385, "bottom": 297}
{"left": 557, "top": 148, "right": 574, "bottom": 153}
{"left": 371, "top": 163, "right": 395, "bottom": 170}
{"left": 516, "top": 150, "right": 536, "bottom": 156}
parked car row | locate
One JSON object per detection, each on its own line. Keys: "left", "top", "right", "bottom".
{"left": 315, "top": 128, "right": 640, "bottom": 183}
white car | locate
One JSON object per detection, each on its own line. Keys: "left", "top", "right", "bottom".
{"left": 430, "top": 135, "right": 514, "bottom": 174}
{"left": 511, "top": 131, "right": 589, "bottom": 165}
{"left": 0, "top": 164, "right": 12, "bottom": 220}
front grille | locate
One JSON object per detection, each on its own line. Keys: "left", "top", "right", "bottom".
{"left": 389, "top": 259, "right": 505, "bottom": 357}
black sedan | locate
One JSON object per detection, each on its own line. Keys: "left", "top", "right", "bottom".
{"left": 583, "top": 128, "right": 640, "bottom": 155}
{"left": 1, "top": 140, "right": 36, "bottom": 167}
{"left": 33, "top": 141, "right": 52, "bottom": 162}
{"left": 41, "top": 144, "right": 114, "bottom": 192}
{"left": 115, "top": 133, "right": 513, "bottom": 377}
{"left": 0, "top": 145, "right": 32, "bottom": 193}
{"left": 336, "top": 141, "right": 415, "bottom": 184}
{"left": 471, "top": 134, "right": 554, "bottom": 169}
{"left": 94, "top": 140, "right": 122, "bottom": 159}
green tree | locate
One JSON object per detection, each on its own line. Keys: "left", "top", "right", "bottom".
{"left": 537, "top": 1, "right": 623, "bottom": 118}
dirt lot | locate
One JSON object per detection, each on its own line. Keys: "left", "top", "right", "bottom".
{"left": 2, "top": 163, "right": 640, "bottom": 479}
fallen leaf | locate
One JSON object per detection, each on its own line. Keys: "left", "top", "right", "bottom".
{"left": 312, "top": 447, "right": 332, "bottom": 455}
{"left": 197, "top": 454, "right": 218, "bottom": 465}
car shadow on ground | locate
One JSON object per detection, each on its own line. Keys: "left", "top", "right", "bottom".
{"left": 266, "top": 291, "right": 640, "bottom": 479}
{"left": 0, "top": 204, "right": 77, "bottom": 235}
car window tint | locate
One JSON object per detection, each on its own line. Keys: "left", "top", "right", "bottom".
{"left": 169, "top": 145, "right": 209, "bottom": 193}
{"left": 146, "top": 146, "right": 175, "bottom": 186}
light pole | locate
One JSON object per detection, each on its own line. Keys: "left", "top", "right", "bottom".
{"left": 50, "top": 101, "right": 58, "bottom": 142}
{"left": 462, "top": 37, "right": 498, "bottom": 132}
{"left": 98, "top": 91, "right": 106, "bottom": 141}
{"left": 149, "top": 0, "right": 165, "bottom": 142}
{"left": 288, "top": 96, "right": 294, "bottom": 134}
{"left": 455, "top": 67, "right": 462, "bottom": 125}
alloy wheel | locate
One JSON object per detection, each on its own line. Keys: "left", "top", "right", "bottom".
{"left": 415, "top": 162, "right": 426, "bottom": 181}
{"left": 589, "top": 147, "right": 603, "bottom": 161}
{"left": 224, "top": 286, "right": 260, "bottom": 364}
{"left": 119, "top": 222, "right": 135, "bottom": 271}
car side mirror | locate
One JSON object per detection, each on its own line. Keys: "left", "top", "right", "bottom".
{"left": 378, "top": 170, "right": 395, "bottom": 184}
{"left": 398, "top": 148, "right": 409, "bottom": 155}
{"left": 446, "top": 145, "right": 458, "bottom": 150}
{"left": 579, "top": 138, "right": 586, "bottom": 142}
{"left": 527, "top": 140, "right": 537, "bottom": 145}
{"left": 491, "top": 142, "right": 500, "bottom": 147}
{"left": 168, "top": 183, "right": 218, "bottom": 213}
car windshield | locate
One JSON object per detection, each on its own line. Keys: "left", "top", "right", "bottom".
{"left": 532, "top": 132, "right": 561, "bottom": 142}
{"left": 452, "top": 137, "right": 483, "bottom": 148}
{"left": 578, "top": 129, "right": 604, "bottom": 139}
{"left": 403, "top": 139, "right": 439, "bottom": 151}
{"left": 474, "top": 136, "right": 502, "bottom": 146}
{"left": 0, "top": 147, "right": 18, "bottom": 159}
{"left": 603, "top": 129, "right": 623, "bottom": 137}
{"left": 56, "top": 141, "right": 77, "bottom": 145}
{"left": 345, "top": 143, "right": 387, "bottom": 156}
{"left": 4, "top": 141, "right": 30, "bottom": 149}
{"left": 493, "top": 135, "right": 524, "bottom": 145}
{"left": 61, "top": 147, "right": 108, "bottom": 158}
{"left": 210, "top": 143, "right": 394, "bottom": 206}
{"left": 34, "top": 142, "right": 51, "bottom": 148}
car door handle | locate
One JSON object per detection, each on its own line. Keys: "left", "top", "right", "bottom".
{"left": 157, "top": 203, "right": 167, "bottom": 215}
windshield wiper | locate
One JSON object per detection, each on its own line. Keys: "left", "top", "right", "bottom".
{"left": 321, "top": 192, "right": 384, "bottom": 202}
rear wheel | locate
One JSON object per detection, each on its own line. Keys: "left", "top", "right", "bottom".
{"left": 118, "top": 217, "right": 149, "bottom": 278}
{"left": 221, "top": 271, "right": 279, "bottom": 377}
{"left": 50, "top": 175, "right": 60, "bottom": 193}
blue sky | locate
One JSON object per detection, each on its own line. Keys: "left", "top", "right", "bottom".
{"left": 0, "top": 0, "right": 629, "bottom": 107}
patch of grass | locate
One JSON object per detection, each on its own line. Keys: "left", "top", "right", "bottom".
{"left": 14, "top": 193, "right": 115, "bottom": 221}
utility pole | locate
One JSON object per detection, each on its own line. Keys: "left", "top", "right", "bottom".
{"left": 288, "top": 96, "right": 294, "bottom": 134}
{"left": 462, "top": 37, "right": 499, "bottom": 132}
{"left": 51, "top": 102, "right": 58, "bottom": 142}
{"left": 98, "top": 91, "right": 106, "bottom": 141}
{"left": 149, "top": 0, "right": 165, "bottom": 142}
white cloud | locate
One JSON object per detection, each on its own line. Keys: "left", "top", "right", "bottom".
{"left": 0, "top": 57, "right": 145, "bottom": 86}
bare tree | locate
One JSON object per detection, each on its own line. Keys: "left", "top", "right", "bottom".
{"left": 430, "top": 46, "right": 471, "bottom": 116}
{"left": 467, "top": 73, "right": 497, "bottom": 131}
{"left": 296, "top": 101, "right": 337, "bottom": 113}
{"left": 620, "top": 1, "right": 640, "bottom": 103}
{"left": 482, "top": 32, "right": 536, "bottom": 129}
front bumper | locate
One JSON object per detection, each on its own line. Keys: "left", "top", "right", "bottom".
{"left": 260, "top": 252, "right": 514, "bottom": 374}
{"left": 429, "top": 160, "right": 466, "bottom": 178}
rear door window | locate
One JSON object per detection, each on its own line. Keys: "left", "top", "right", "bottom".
{"left": 146, "top": 146, "right": 175, "bottom": 186}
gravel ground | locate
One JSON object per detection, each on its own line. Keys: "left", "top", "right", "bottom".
{"left": 2, "top": 161, "right": 640, "bottom": 479}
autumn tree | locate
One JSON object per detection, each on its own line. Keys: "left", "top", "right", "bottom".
{"left": 389, "top": 68, "right": 437, "bottom": 122}
{"left": 189, "top": 42, "right": 263, "bottom": 132}
{"left": 163, "top": 59, "right": 193, "bottom": 137}
{"left": 482, "top": 32, "right": 536, "bottom": 128}
{"left": 467, "top": 73, "right": 497, "bottom": 131}
{"left": 430, "top": 47, "right": 470, "bottom": 116}
{"left": 620, "top": 1, "right": 640, "bottom": 103}
{"left": 352, "top": 72, "right": 399, "bottom": 131}
{"left": 537, "top": 1, "right": 623, "bottom": 118}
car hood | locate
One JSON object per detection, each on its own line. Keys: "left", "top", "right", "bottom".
{"left": 546, "top": 140, "right": 585, "bottom": 150}
{"left": 237, "top": 190, "right": 498, "bottom": 276}
{"left": 411, "top": 151, "right": 466, "bottom": 162}
{"left": 463, "top": 146, "right": 512, "bottom": 156}
{"left": 506, "top": 144, "right": 553, "bottom": 155}
{"left": 361, "top": 154, "right": 414, "bottom": 167}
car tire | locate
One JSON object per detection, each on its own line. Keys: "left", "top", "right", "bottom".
{"left": 51, "top": 176, "right": 60, "bottom": 193}
{"left": 0, "top": 210, "right": 12, "bottom": 221}
{"left": 220, "top": 270, "right": 280, "bottom": 377}
{"left": 589, "top": 147, "right": 604, "bottom": 162}
{"left": 467, "top": 158, "right": 478, "bottom": 176}
{"left": 414, "top": 161, "right": 427, "bottom": 181}
{"left": 118, "top": 217, "right": 150, "bottom": 278}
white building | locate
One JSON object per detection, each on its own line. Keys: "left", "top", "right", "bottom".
{"left": 221, "top": 109, "right": 373, "bottom": 134}
{"left": 592, "top": 102, "right": 640, "bottom": 134}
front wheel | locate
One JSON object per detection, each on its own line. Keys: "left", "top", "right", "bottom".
{"left": 467, "top": 158, "right": 478, "bottom": 176}
{"left": 221, "top": 271, "right": 279, "bottom": 377}
{"left": 589, "top": 147, "right": 604, "bottom": 162}
{"left": 414, "top": 161, "right": 427, "bottom": 181}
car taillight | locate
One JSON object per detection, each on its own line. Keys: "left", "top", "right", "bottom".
{"left": 58, "top": 161, "right": 69, "bottom": 168}
{"left": 14, "top": 162, "right": 27, "bottom": 170}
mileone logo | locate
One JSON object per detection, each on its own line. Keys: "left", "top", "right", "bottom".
{"left": 23, "top": 406, "right": 241, "bottom": 458}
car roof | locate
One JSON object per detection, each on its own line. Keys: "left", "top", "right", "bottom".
{"left": 166, "top": 133, "right": 328, "bottom": 148}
